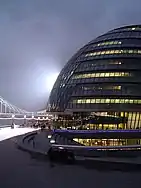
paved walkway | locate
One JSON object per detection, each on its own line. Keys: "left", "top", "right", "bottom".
{"left": 33, "top": 131, "right": 50, "bottom": 152}
{"left": 0, "top": 136, "right": 140, "bottom": 188}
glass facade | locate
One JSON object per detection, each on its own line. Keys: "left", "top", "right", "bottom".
{"left": 73, "top": 72, "right": 131, "bottom": 79}
{"left": 49, "top": 24, "right": 141, "bottom": 135}
{"left": 73, "top": 138, "right": 141, "bottom": 147}
{"left": 85, "top": 49, "right": 141, "bottom": 57}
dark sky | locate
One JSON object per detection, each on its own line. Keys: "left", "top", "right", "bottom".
{"left": 0, "top": 0, "right": 141, "bottom": 111}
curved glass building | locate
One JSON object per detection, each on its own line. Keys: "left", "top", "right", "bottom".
{"left": 49, "top": 25, "right": 141, "bottom": 147}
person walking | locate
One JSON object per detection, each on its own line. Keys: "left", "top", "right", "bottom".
{"left": 33, "top": 139, "right": 35, "bottom": 148}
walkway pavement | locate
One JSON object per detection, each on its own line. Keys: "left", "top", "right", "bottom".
{"left": 0, "top": 135, "right": 140, "bottom": 188}
{"left": 33, "top": 131, "right": 50, "bottom": 152}
{"left": 0, "top": 126, "right": 39, "bottom": 141}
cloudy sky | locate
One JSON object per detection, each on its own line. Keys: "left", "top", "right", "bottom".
{"left": 0, "top": 0, "right": 141, "bottom": 111}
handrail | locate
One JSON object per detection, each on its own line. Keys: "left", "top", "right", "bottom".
{"left": 22, "top": 131, "right": 37, "bottom": 143}
{"left": 54, "top": 129, "right": 141, "bottom": 134}
{"left": 52, "top": 144, "right": 141, "bottom": 150}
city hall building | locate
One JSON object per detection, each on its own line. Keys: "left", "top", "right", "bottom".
{"left": 49, "top": 25, "right": 141, "bottom": 147}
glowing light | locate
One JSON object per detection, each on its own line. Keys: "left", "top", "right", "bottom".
{"left": 48, "top": 135, "right": 52, "bottom": 139}
{"left": 46, "top": 72, "right": 59, "bottom": 92}
{"left": 50, "top": 139, "right": 55, "bottom": 144}
{"left": 59, "top": 146, "right": 64, "bottom": 150}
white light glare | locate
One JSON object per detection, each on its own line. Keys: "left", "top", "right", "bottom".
{"left": 50, "top": 139, "right": 55, "bottom": 144}
{"left": 48, "top": 135, "right": 52, "bottom": 139}
{"left": 46, "top": 73, "right": 59, "bottom": 92}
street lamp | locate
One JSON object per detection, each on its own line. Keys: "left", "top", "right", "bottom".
{"left": 24, "top": 115, "right": 26, "bottom": 125}
{"left": 37, "top": 117, "right": 40, "bottom": 125}
{"left": 11, "top": 114, "right": 15, "bottom": 129}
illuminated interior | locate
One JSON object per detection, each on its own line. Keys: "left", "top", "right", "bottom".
{"left": 81, "top": 85, "right": 121, "bottom": 90}
{"left": 73, "top": 138, "right": 141, "bottom": 146}
{"left": 95, "top": 41, "right": 122, "bottom": 46}
{"left": 73, "top": 72, "right": 130, "bottom": 79}
{"left": 85, "top": 49, "right": 141, "bottom": 57}
{"left": 73, "top": 98, "right": 141, "bottom": 104}
{"left": 76, "top": 111, "right": 141, "bottom": 130}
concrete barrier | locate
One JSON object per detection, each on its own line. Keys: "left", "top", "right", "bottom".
{"left": 16, "top": 130, "right": 141, "bottom": 170}
{"left": 16, "top": 131, "right": 48, "bottom": 157}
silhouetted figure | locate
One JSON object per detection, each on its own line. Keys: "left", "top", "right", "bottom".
{"left": 47, "top": 147, "right": 75, "bottom": 164}
{"left": 11, "top": 123, "right": 14, "bottom": 129}
{"left": 33, "top": 140, "right": 35, "bottom": 148}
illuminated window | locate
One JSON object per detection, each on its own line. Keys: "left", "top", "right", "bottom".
{"left": 124, "top": 99, "right": 129, "bottom": 103}
{"left": 73, "top": 98, "right": 141, "bottom": 104}
{"left": 96, "top": 99, "right": 101, "bottom": 103}
{"left": 105, "top": 51, "right": 110, "bottom": 54}
{"left": 81, "top": 99, "right": 86, "bottom": 104}
{"left": 120, "top": 99, "right": 125, "bottom": 103}
{"left": 129, "top": 50, "right": 133, "bottom": 53}
{"left": 85, "top": 49, "right": 141, "bottom": 57}
{"left": 101, "top": 51, "right": 105, "bottom": 55}
{"left": 130, "top": 100, "right": 134, "bottom": 104}
{"left": 134, "top": 100, "right": 138, "bottom": 104}
{"left": 111, "top": 99, "right": 115, "bottom": 103}
{"left": 73, "top": 72, "right": 131, "bottom": 79}
{"left": 86, "top": 99, "right": 91, "bottom": 103}
{"left": 138, "top": 100, "right": 141, "bottom": 104}
{"left": 96, "top": 40, "right": 122, "bottom": 47}
{"left": 77, "top": 100, "right": 82, "bottom": 104}
{"left": 110, "top": 50, "right": 115, "bottom": 54}
{"left": 91, "top": 99, "right": 95, "bottom": 103}
{"left": 100, "top": 73, "right": 105, "bottom": 77}
{"left": 110, "top": 73, "right": 114, "bottom": 77}
{"left": 115, "top": 99, "right": 120, "bottom": 103}
{"left": 113, "top": 86, "right": 121, "bottom": 90}
{"left": 101, "top": 99, "right": 105, "bottom": 103}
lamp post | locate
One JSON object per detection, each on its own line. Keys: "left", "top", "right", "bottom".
{"left": 38, "top": 117, "right": 40, "bottom": 126}
{"left": 54, "top": 114, "right": 58, "bottom": 129}
{"left": 24, "top": 115, "right": 26, "bottom": 126}
{"left": 11, "top": 114, "right": 15, "bottom": 129}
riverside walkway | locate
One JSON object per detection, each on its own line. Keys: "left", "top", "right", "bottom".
{"left": 0, "top": 128, "right": 140, "bottom": 188}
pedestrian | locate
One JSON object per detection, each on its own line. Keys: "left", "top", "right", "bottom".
{"left": 48, "top": 147, "right": 55, "bottom": 168}
{"left": 33, "top": 139, "right": 35, "bottom": 148}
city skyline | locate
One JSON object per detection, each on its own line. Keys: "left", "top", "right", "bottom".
{"left": 1, "top": 0, "right": 141, "bottom": 111}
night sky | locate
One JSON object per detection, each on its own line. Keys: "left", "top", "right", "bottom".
{"left": 0, "top": 0, "right": 141, "bottom": 112}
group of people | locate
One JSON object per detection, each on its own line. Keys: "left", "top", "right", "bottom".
{"left": 18, "top": 121, "right": 50, "bottom": 129}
